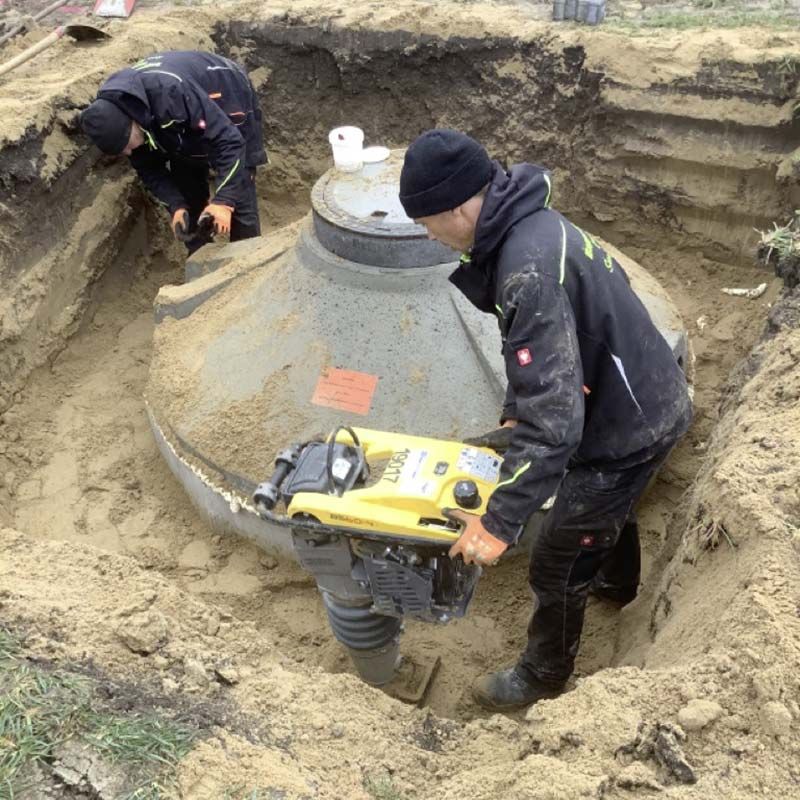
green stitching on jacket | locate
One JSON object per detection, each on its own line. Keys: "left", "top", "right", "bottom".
{"left": 216, "top": 159, "right": 241, "bottom": 193}
{"left": 495, "top": 461, "right": 531, "bottom": 490}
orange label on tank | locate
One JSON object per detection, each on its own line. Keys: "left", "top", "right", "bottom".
{"left": 311, "top": 368, "right": 378, "bottom": 415}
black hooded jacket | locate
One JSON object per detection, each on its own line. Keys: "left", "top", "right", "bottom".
{"left": 450, "top": 163, "right": 691, "bottom": 544}
{"left": 96, "top": 51, "right": 266, "bottom": 211}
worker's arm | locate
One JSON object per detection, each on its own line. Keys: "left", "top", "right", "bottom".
{"left": 178, "top": 82, "right": 247, "bottom": 209}
{"left": 501, "top": 382, "right": 518, "bottom": 424}
{"left": 461, "top": 319, "right": 518, "bottom": 451}
{"left": 462, "top": 417, "right": 516, "bottom": 453}
{"left": 128, "top": 147, "right": 187, "bottom": 215}
{"left": 480, "top": 271, "right": 585, "bottom": 545}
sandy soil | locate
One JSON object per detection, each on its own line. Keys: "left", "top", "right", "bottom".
{"left": 2, "top": 194, "right": 780, "bottom": 719}
{"left": 3, "top": 263, "right": 800, "bottom": 798}
{"left": 0, "top": 208, "right": 626, "bottom": 716}
{"left": 0, "top": 1, "right": 799, "bottom": 798}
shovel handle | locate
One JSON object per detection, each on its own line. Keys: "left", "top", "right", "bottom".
{"left": 0, "top": 1, "right": 69, "bottom": 47}
{"left": 0, "top": 26, "right": 64, "bottom": 77}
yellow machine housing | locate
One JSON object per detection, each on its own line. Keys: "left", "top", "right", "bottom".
{"left": 286, "top": 427, "right": 502, "bottom": 543}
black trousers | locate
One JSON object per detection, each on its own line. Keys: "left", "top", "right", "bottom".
{"left": 517, "top": 433, "right": 680, "bottom": 687}
{"left": 170, "top": 161, "right": 261, "bottom": 254}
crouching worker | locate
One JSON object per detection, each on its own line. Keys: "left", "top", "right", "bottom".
{"left": 399, "top": 130, "right": 692, "bottom": 711}
{"left": 80, "top": 50, "right": 267, "bottom": 253}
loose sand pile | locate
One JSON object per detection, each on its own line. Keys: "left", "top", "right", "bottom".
{"left": 3, "top": 297, "right": 800, "bottom": 795}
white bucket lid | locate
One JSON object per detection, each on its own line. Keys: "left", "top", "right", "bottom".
{"left": 362, "top": 145, "right": 390, "bottom": 163}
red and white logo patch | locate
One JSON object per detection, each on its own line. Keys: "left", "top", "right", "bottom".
{"left": 580, "top": 534, "right": 595, "bottom": 547}
{"left": 198, "top": 119, "right": 206, "bottom": 130}
{"left": 516, "top": 347, "right": 533, "bottom": 367}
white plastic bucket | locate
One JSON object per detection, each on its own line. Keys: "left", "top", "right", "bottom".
{"left": 328, "top": 126, "right": 364, "bottom": 172}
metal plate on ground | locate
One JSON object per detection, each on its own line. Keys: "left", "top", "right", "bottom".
{"left": 382, "top": 654, "right": 441, "bottom": 704}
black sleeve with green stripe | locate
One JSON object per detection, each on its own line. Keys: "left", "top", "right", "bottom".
{"left": 179, "top": 81, "right": 247, "bottom": 208}
{"left": 129, "top": 148, "right": 187, "bottom": 215}
{"left": 482, "top": 271, "right": 585, "bottom": 544}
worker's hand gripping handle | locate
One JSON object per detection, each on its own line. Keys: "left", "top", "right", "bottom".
{"left": 442, "top": 508, "right": 508, "bottom": 566}
{"left": 195, "top": 212, "right": 216, "bottom": 240}
{"left": 253, "top": 444, "right": 302, "bottom": 512}
{"left": 462, "top": 426, "right": 513, "bottom": 453}
{"left": 198, "top": 204, "right": 233, "bottom": 237}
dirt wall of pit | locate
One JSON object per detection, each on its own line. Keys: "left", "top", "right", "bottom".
{"left": 0, "top": 14, "right": 214, "bottom": 413}
{"left": 619, "top": 281, "right": 800, "bottom": 668}
{"left": 1, "top": 3, "right": 799, "bottom": 413}
{"left": 216, "top": 7, "right": 800, "bottom": 257}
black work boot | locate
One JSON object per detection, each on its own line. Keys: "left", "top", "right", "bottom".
{"left": 472, "top": 667, "right": 564, "bottom": 711}
{"left": 588, "top": 577, "right": 637, "bottom": 606}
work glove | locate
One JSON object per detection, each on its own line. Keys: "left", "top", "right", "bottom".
{"left": 198, "top": 203, "right": 233, "bottom": 237}
{"left": 444, "top": 508, "right": 508, "bottom": 566}
{"left": 171, "top": 208, "right": 192, "bottom": 242}
{"left": 463, "top": 426, "right": 514, "bottom": 454}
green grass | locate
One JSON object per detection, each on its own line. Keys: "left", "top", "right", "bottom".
{"left": 607, "top": 1, "right": 799, "bottom": 31}
{"left": 0, "top": 636, "right": 92, "bottom": 797}
{"left": 776, "top": 54, "right": 800, "bottom": 76}
{"left": 0, "top": 629, "right": 20, "bottom": 662}
{"left": 364, "top": 774, "right": 407, "bottom": 800}
{"left": 84, "top": 713, "right": 196, "bottom": 800}
{"left": 223, "top": 787, "right": 279, "bottom": 800}
{"left": 609, "top": 13, "right": 797, "bottom": 32}
{"left": 758, "top": 210, "right": 800, "bottom": 265}
{"left": 0, "top": 627, "right": 196, "bottom": 800}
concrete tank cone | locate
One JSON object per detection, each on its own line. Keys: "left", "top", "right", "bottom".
{"left": 146, "top": 149, "right": 688, "bottom": 557}
{"left": 148, "top": 151, "right": 503, "bottom": 556}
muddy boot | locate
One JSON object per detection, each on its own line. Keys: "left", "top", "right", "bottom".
{"left": 472, "top": 667, "right": 564, "bottom": 711}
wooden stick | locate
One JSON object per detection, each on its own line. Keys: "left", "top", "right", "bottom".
{"left": 0, "top": 0, "right": 69, "bottom": 47}
{"left": 0, "top": 27, "right": 64, "bottom": 77}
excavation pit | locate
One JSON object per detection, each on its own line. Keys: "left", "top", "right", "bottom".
{"left": 1, "top": 3, "right": 799, "bottom": 797}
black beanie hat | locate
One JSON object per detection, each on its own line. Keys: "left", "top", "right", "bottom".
{"left": 79, "top": 98, "right": 132, "bottom": 155}
{"left": 399, "top": 129, "right": 493, "bottom": 219}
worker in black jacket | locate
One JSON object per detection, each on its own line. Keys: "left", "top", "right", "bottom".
{"left": 399, "top": 130, "right": 691, "bottom": 710}
{"left": 80, "top": 51, "right": 267, "bottom": 253}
